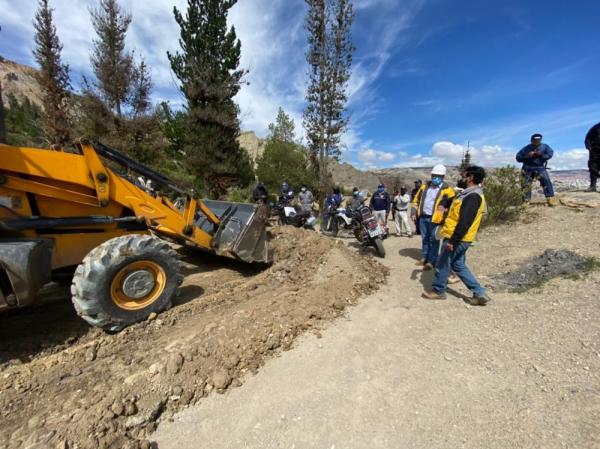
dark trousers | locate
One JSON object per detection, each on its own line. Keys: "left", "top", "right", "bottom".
{"left": 521, "top": 167, "right": 554, "bottom": 200}
{"left": 589, "top": 157, "right": 600, "bottom": 188}
{"left": 418, "top": 215, "right": 440, "bottom": 265}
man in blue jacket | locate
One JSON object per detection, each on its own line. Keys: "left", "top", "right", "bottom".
{"left": 370, "top": 183, "right": 391, "bottom": 226}
{"left": 321, "top": 187, "right": 344, "bottom": 232}
{"left": 516, "top": 133, "right": 558, "bottom": 206}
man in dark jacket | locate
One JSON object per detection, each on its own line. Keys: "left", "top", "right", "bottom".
{"left": 321, "top": 187, "right": 344, "bottom": 232}
{"left": 585, "top": 122, "right": 600, "bottom": 192}
{"left": 422, "top": 166, "right": 490, "bottom": 305}
{"left": 252, "top": 182, "right": 269, "bottom": 203}
{"left": 370, "top": 183, "right": 391, "bottom": 225}
{"left": 278, "top": 181, "right": 294, "bottom": 206}
{"left": 516, "top": 133, "right": 557, "bottom": 206}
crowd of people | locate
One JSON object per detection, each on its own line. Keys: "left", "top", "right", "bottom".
{"left": 252, "top": 127, "right": 600, "bottom": 307}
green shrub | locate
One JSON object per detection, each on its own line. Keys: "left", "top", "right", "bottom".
{"left": 483, "top": 166, "right": 529, "bottom": 226}
{"left": 226, "top": 186, "right": 253, "bottom": 203}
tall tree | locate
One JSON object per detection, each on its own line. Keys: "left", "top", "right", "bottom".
{"left": 129, "top": 59, "right": 152, "bottom": 117}
{"left": 90, "top": 0, "right": 134, "bottom": 117}
{"left": 32, "top": 0, "right": 71, "bottom": 147}
{"left": 0, "top": 81, "right": 6, "bottom": 144}
{"left": 303, "top": 0, "right": 354, "bottom": 198}
{"left": 459, "top": 144, "right": 472, "bottom": 173}
{"left": 268, "top": 107, "right": 296, "bottom": 143}
{"left": 167, "top": 0, "right": 253, "bottom": 198}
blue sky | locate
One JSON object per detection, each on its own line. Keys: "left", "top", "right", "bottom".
{"left": 1, "top": 0, "right": 599, "bottom": 169}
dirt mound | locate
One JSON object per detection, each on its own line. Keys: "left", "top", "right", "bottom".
{"left": 490, "top": 249, "right": 597, "bottom": 292}
{"left": 0, "top": 227, "right": 388, "bottom": 449}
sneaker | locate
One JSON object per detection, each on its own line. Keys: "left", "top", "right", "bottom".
{"left": 422, "top": 291, "right": 447, "bottom": 300}
{"left": 423, "top": 262, "right": 434, "bottom": 271}
{"left": 415, "top": 259, "right": 426, "bottom": 266}
{"left": 407, "top": 234, "right": 413, "bottom": 238}
{"left": 468, "top": 294, "right": 491, "bottom": 306}
{"left": 547, "top": 196, "right": 558, "bottom": 207}
{"left": 586, "top": 186, "right": 597, "bottom": 192}
{"left": 448, "top": 274, "right": 460, "bottom": 284}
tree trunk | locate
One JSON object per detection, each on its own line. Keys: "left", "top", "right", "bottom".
{"left": 0, "top": 81, "right": 5, "bottom": 144}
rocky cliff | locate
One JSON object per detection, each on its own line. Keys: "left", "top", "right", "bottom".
{"left": 0, "top": 56, "right": 43, "bottom": 109}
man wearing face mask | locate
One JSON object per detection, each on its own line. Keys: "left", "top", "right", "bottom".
{"left": 516, "top": 133, "right": 557, "bottom": 206}
{"left": 423, "top": 165, "right": 490, "bottom": 305}
{"left": 411, "top": 165, "right": 455, "bottom": 270}
{"left": 370, "top": 183, "right": 391, "bottom": 227}
{"left": 298, "top": 185, "right": 314, "bottom": 212}
{"left": 393, "top": 186, "right": 413, "bottom": 237}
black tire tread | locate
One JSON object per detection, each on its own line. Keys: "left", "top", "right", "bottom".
{"left": 71, "top": 234, "right": 183, "bottom": 331}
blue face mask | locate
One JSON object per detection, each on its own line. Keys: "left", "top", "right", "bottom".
{"left": 378, "top": 187, "right": 384, "bottom": 193}
{"left": 431, "top": 176, "right": 443, "bottom": 186}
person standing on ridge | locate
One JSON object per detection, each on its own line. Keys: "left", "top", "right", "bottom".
{"left": 585, "top": 122, "right": 600, "bottom": 192}
{"left": 516, "top": 133, "right": 558, "bottom": 206}
{"left": 370, "top": 183, "right": 391, "bottom": 226}
{"left": 411, "top": 165, "right": 455, "bottom": 270}
{"left": 422, "top": 165, "right": 490, "bottom": 306}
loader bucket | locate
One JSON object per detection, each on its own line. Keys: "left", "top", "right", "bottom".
{"left": 196, "top": 200, "right": 272, "bottom": 264}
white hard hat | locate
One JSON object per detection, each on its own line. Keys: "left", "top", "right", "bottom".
{"left": 431, "top": 164, "right": 447, "bottom": 176}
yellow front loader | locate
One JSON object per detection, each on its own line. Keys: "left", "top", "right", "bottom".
{"left": 0, "top": 140, "right": 270, "bottom": 331}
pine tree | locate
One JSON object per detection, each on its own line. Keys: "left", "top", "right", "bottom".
{"left": 90, "top": 0, "right": 134, "bottom": 117}
{"left": 167, "top": 0, "right": 253, "bottom": 198}
{"left": 130, "top": 59, "right": 153, "bottom": 117}
{"left": 303, "top": 0, "right": 354, "bottom": 198}
{"left": 267, "top": 107, "right": 296, "bottom": 143}
{"left": 459, "top": 144, "right": 472, "bottom": 173}
{"left": 32, "top": 0, "right": 71, "bottom": 147}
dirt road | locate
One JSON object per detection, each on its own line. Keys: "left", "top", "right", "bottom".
{"left": 0, "top": 227, "right": 386, "bottom": 449}
{"left": 154, "top": 197, "right": 600, "bottom": 449}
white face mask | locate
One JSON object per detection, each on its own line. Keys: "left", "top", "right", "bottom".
{"left": 301, "top": 188, "right": 306, "bottom": 192}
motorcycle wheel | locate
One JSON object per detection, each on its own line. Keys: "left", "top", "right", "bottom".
{"left": 373, "top": 238, "right": 386, "bottom": 258}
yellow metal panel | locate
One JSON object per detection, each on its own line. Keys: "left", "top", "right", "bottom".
{"left": 81, "top": 143, "right": 110, "bottom": 206}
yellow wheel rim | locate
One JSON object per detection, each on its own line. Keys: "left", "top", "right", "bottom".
{"left": 110, "top": 260, "right": 166, "bottom": 311}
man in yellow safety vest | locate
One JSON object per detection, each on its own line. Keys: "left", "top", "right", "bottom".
{"left": 422, "top": 165, "right": 491, "bottom": 306}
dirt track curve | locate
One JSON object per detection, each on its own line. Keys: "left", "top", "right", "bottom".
{"left": 153, "top": 193, "right": 600, "bottom": 449}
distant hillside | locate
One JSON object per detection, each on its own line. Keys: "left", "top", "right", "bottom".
{"left": 0, "top": 56, "right": 43, "bottom": 109}
{"left": 330, "top": 162, "right": 461, "bottom": 192}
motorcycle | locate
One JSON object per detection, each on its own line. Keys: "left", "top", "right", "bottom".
{"left": 275, "top": 204, "right": 316, "bottom": 229}
{"left": 351, "top": 205, "right": 386, "bottom": 258}
{"left": 332, "top": 207, "right": 354, "bottom": 237}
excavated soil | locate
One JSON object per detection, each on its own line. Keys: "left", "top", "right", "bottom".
{"left": 490, "top": 249, "right": 598, "bottom": 292}
{"left": 0, "top": 227, "right": 388, "bottom": 449}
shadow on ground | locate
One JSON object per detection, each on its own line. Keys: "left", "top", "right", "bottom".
{"left": 0, "top": 250, "right": 266, "bottom": 367}
{"left": 399, "top": 247, "right": 422, "bottom": 261}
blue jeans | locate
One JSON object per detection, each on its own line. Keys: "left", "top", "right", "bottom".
{"left": 522, "top": 168, "right": 554, "bottom": 200}
{"left": 418, "top": 216, "right": 440, "bottom": 265}
{"left": 433, "top": 242, "right": 486, "bottom": 297}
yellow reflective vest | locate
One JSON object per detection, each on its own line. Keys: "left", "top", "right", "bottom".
{"left": 441, "top": 187, "right": 486, "bottom": 243}
{"left": 411, "top": 182, "right": 456, "bottom": 225}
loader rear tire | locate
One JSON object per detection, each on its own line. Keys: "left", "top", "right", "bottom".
{"left": 71, "top": 235, "right": 183, "bottom": 332}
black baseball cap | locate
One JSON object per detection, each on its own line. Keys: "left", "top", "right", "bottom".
{"left": 531, "top": 133, "right": 543, "bottom": 140}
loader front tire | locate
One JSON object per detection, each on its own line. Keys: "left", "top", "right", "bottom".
{"left": 71, "top": 235, "right": 183, "bottom": 332}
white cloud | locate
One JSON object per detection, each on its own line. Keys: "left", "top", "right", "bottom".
{"left": 394, "top": 140, "right": 589, "bottom": 170}
{"left": 358, "top": 148, "right": 396, "bottom": 166}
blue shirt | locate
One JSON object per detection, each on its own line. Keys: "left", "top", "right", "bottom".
{"left": 516, "top": 143, "right": 554, "bottom": 169}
